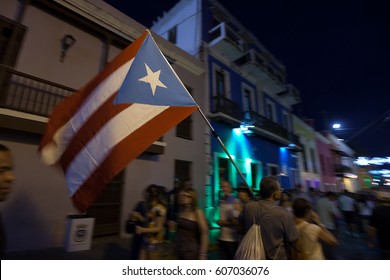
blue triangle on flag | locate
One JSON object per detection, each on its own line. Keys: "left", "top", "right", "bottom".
{"left": 114, "top": 33, "right": 196, "bottom": 107}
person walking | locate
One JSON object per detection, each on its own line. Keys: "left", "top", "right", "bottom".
{"left": 127, "top": 186, "right": 149, "bottom": 259}
{"left": 368, "top": 191, "right": 390, "bottom": 259}
{"left": 292, "top": 198, "right": 338, "bottom": 259}
{"left": 338, "top": 190, "right": 357, "bottom": 236}
{"left": 173, "top": 186, "right": 209, "bottom": 260}
{"left": 0, "top": 143, "right": 16, "bottom": 259}
{"left": 239, "top": 176, "right": 299, "bottom": 260}
{"left": 135, "top": 184, "right": 167, "bottom": 260}
{"left": 279, "top": 191, "right": 293, "bottom": 215}
{"left": 217, "top": 180, "right": 240, "bottom": 259}
{"left": 316, "top": 191, "right": 340, "bottom": 259}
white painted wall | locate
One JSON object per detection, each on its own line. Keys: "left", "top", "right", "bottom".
{"left": 1, "top": 0, "right": 206, "bottom": 252}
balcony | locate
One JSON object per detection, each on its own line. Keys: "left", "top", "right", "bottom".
{"left": 208, "top": 96, "right": 301, "bottom": 147}
{"left": 0, "top": 64, "right": 74, "bottom": 117}
{"left": 0, "top": 64, "right": 74, "bottom": 134}
{"left": 208, "top": 22, "right": 245, "bottom": 61}
{"left": 245, "top": 110, "right": 301, "bottom": 147}
{"left": 0, "top": 64, "right": 165, "bottom": 154}
{"left": 233, "top": 49, "right": 286, "bottom": 91}
{"left": 209, "top": 95, "right": 242, "bottom": 125}
{"left": 334, "top": 164, "right": 357, "bottom": 178}
{"left": 276, "top": 84, "right": 302, "bottom": 106}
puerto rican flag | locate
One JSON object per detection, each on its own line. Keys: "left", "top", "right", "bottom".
{"left": 38, "top": 30, "right": 198, "bottom": 212}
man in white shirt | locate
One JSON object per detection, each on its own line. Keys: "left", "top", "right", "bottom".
{"left": 217, "top": 180, "right": 240, "bottom": 259}
{"left": 338, "top": 190, "right": 357, "bottom": 236}
{"left": 317, "top": 191, "right": 340, "bottom": 259}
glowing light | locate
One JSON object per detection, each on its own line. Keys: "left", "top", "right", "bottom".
{"left": 233, "top": 128, "right": 242, "bottom": 136}
{"left": 240, "top": 123, "right": 255, "bottom": 135}
{"left": 344, "top": 173, "right": 358, "bottom": 179}
{"left": 230, "top": 128, "right": 251, "bottom": 159}
{"left": 354, "top": 157, "right": 390, "bottom": 166}
{"left": 369, "top": 169, "right": 390, "bottom": 175}
{"left": 332, "top": 123, "right": 341, "bottom": 129}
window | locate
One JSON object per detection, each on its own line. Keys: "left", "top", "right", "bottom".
{"left": 218, "top": 157, "right": 230, "bottom": 182}
{"left": 302, "top": 148, "right": 309, "bottom": 172}
{"left": 0, "top": 16, "right": 26, "bottom": 66}
{"left": 242, "top": 84, "right": 255, "bottom": 120}
{"left": 86, "top": 171, "right": 124, "bottom": 237}
{"left": 174, "top": 159, "right": 192, "bottom": 183}
{"left": 265, "top": 99, "right": 276, "bottom": 122}
{"left": 267, "top": 163, "right": 279, "bottom": 176}
{"left": 211, "top": 64, "right": 231, "bottom": 114}
{"left": 310, "top": 148, "right": 318, "bottom": 173}
{"left": 212, "top": 63, "right": 230, "bottom": 100}
{"left": 168, "top": 26, "right": 177, "bottom": 44}
{"left": 251, "top": 162, "right": 262, "bottom": 190}
{"left": 176, "top": 115, "right": 193, "bottom": 140}
{"left": 282, "top": 110, "right": 291, "bottom": 132}
{"left": 216, "top": 69, "right": 226, "bottom": 99}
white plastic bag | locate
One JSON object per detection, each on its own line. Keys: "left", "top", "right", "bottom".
{"left": 234, "top": 224, "right": 266, "bottom": 260}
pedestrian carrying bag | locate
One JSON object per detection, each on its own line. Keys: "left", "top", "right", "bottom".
{"left": 234, "top": 223, "right": 266, "bottom": 259}
{"left": 234, "top": 204, "right": 281, "bottom": 260}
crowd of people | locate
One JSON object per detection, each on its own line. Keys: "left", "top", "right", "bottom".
{"left": 1, "top": 142, "right": 390, "bottom": 260}
{"left": 126, "top": 180, "right": 209, "bottom": 260}
{"left": 124, "top": 173, "right": 390, "bottom": 260}
{"left": 127, "top": 176, "right": 390, "bottom": 260}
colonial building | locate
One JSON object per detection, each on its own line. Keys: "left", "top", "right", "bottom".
{"left": 315, "top": 131, "right": 336, "bottom": 191}
{"left": 0, "top": 0, "right": 205, "bottom": 252}
{"left": 292, "top": 116, "right": 321, "bottom": 192}
{"left": 325, "top": 131, "right": 359, "bottom": 192}
{"left": 150, "top": 0, "right": 303, "bottom": 221}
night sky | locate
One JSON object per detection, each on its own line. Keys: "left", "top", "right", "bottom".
{"left": 105, "top": 0, "right": 390, "bottom": 157}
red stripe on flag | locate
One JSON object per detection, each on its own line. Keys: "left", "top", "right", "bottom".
{"left": 72, "top": 106, "right": 197, "bottom": 212}
{"left": 38, "top": 31, "right": 148, "bottom": 152}
{"left": 59, "top": 94, "right": 130, "bottom": 172}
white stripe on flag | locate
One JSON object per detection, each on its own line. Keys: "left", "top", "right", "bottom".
{"left": 65, "top": 103, "right": 169, "bottom": 196}
{"left": 41, "top": 59, "right": 134, "bottom": 165}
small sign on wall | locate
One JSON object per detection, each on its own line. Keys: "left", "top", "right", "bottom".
{"left": 64, "top": 215, "right": 95, "bottom": 252}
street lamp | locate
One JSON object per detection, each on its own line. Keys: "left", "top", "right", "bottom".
{"left": 332, "top": 123, "right": 341, "bottom": 129}
{"left": 331, "top": 123, "right": 345, "bottom": 141}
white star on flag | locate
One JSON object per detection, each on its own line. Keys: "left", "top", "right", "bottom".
{"left": 138, "top": 63, "right": 167, "bottom": 95}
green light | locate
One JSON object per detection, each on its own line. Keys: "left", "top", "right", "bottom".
{"left": 233, "top": 128, "right": 242, "bottom": 136}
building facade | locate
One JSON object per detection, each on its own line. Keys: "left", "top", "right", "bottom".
{"left": 292, "top": 116, "right": 321, "bottom": 192}
{"left": 325, "top": 131, "right": 359, "bottom": 192}
{"left": 0, "top": 0, "right": 206, "bottom": 252}
{"left": 315, "top": 131, "right": 336, "bottom": 191}
{"left": 151, "top": 0, "right": 303, "bottom": 222}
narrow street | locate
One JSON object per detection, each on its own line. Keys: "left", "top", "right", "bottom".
{"left": 5, "top": 222, "right": 381, "bottom": 260}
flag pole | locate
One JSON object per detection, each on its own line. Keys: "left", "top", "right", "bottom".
{"left": 196, "top": 107, "right": 258, "bottom": 200}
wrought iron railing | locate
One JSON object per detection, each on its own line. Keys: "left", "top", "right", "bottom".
{"left": 245, "top": 110, "right": 294, "bottom": 141}
{"left": 0, "top": 64, "right": 75, "bottom": 117}
{"left": 210, "top": 95, "right": 242, "bottom": 120}
{"left": 210, "top": 97, "right": 301, "bottom": 145}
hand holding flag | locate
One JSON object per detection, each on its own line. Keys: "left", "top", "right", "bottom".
{"left": 38, "top": 30, "right": 198, "bottom": 212}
